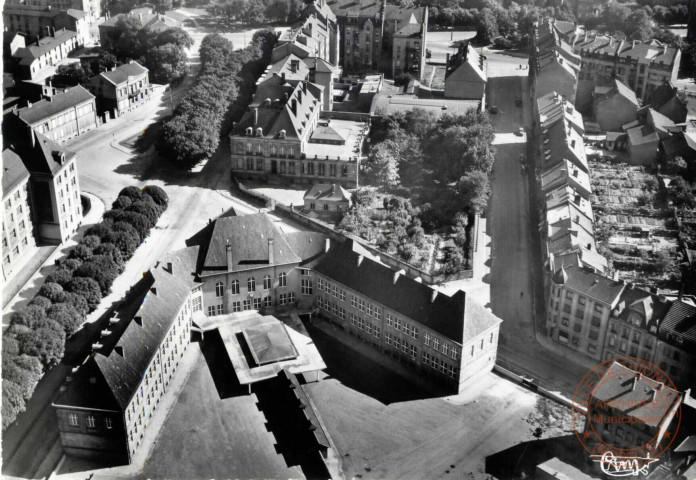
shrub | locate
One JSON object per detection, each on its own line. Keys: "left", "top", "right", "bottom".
{"left": 118, "top": 186, "right": 144, "bottom": 202}
{"left": 69, "top": 244, "right": 94, "bottom": 262}
{"left": 2, "top": 337, "right": 20, "bottom": 361}
{"left": 2, "top": 380, "right": 26, "bottom": 429}
{"left": 143, "top": 185, "right": 168, "bottom": 208}
{"left": 62, "top": 292, "right": 90, "bottom": 316}
{"left": 80, "top": 235, "right": 101, "bottom": 250}
{"left": 45, "top": 268, "right": 74, "bottom": 287}
{"left": 39, "top": 282, "right": 67, "bottom": 303}
{"left": 66, "top": 277, "right": 102, "bottom": 311}
{"left": 104, "top": 210, "right": 152, "bottom": 239}
{"left": 27, "top": 296, "right": 52, "bottom": 312}
{"left": 73, "top": 255, "right": 120, "bottom": 295}
{"left": 112, "top": 195, "right": 133, "bottom": 210}
{"left": 94, "top": 243, "right": 125, "bottom": 269}
{"left": 47, "top": 303, "right": 84, "bottom": 336}
{"left": 2, "top": 361, "right": 41, "bottom": 400}
{"left": 15, "top": 326, "right": 65, "bottom": 368}
{"left": 110, "top": 229, "right": 140, "bottom": 258}
{"left": 10, "top": 306, "right": 47, "bottom": 330}
{"left": 62, "top": 258, "right": 83, "bottom": 271}
{"left": 84, "top": 222, "right": 114, "bottom": 242}
{"left": 127, "top": 200, "right": 160, "bottom": 225}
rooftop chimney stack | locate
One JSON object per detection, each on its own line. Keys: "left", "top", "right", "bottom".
{"left": 226, "top": 240, "right": 233, "bottom": 269}
{"left": 268, "top": 238, "right": 275, "bottom": 265}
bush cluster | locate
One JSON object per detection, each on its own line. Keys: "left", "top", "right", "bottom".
{"left": 157, "top": 30, "right": 277, "bottom": 169}
{"left": 1, "top": 185, "right": 168, "bottom": 430}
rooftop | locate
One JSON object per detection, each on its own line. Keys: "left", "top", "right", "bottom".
{"left": 626, "top": 125, "right": 659, "bottom": 146}
{"left": 537, "top": 91, "right": 584, "bottom": 133}
{"left": 304, "top": 117, "right": 367, "bottom": 161}
{"left": 370, "top": 94, "right": 479, "bottom": 117}
{"left": 98, "top": 61, "right": 148, "bottom": 85}
{"left": 555, "top": 265, "right": 625, "bottom": 306}
{"left": 17, "top": 85, "right": 94, "bottom": 125}
{"left": 540, "top": 158, "right": 592, "bottom": 199}
{"left": 303, "top": 183, "right": 351, "bottom": 202}
{"left": 13, "top": 28, "right": 78, "bottom": 61}
{"left": 1, "top": 148, "right": 31, "bottom": 194}
{"left": 540, "top": 118, "right": 588, "bottom": 173}
{"left": 660, "top": 300, "right": 696, "bottom": 346}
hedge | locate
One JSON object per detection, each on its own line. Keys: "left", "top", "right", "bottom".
{"left": 1, "top": 185, "right": 169, "bottom": 430}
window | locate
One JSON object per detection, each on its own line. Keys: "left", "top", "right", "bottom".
{"left": 288, "top": 292, "right": 296, "bottom": 303}
{"left": 247, "top": 277, "right": 256, "bottom": 292}
{"left": 561, "top": 317, "right": 569, "bottom": 327}
{"left": 207, "top": 306, "right": 216, "bottom": 316}
{"left": 310, "top": 203, "right": 316, "bottom": 210}
{"left": 424, "top": 333, "right": 431, "bottom": 346}
{"left": 232, "top": 301, "right": 241, "bottom": 312}
{"left": 243, "top": 300, "right": 251, "bottom": 310}
{"left": 301, "top": 279, "right": 312, "bottom": 295}
{"left": 230, "top": 280, "right": 239, "bottom": 295}
{"left": 279, "top": 293, "right": 288, "bottom": 305}
{"left": 278, "top": 272, "right": 286, "bottom": 287}
{"left": 192, "top": 297, "right": 202, "bottom": 312}
{"left": 69, "top": 413, "right": 79, "bottom": 426}
{"left": 87, "top": 415, "right": 96, "bottom": 428}
{"left": 253, "top": 298, "right": 261, "bottom": 309}
{"left": 216, "top": 304, "right": 224, "bottom": 315}
{"left": 451, "top": 348, "right": 459, "bottom": 360}
{"left": 301, "top": 268, "right": 311, "bottom": 276}
{"left": 105, "top": 417, "right": 113, "bottom": 429}
{"left": 432, "top": 338, "right": 439, "bottom": 351}
{"left": 263, "top": 275, "right": 272, "bottom": 290}
{"left": 578, "top": 297, "right": 586, "bottom": 306}
{"left": 594, "top": 304, "right": 603, "bottom": 314}
{"left": 215, "top": 282, "right": 224, "bottom": 297}
{"left": 351, "top": 295, "right": 357, "bottom": 308}
{"left": 339, "top": 289, "right": 345, "bottom": 302}
{"left": 565, "top": 291, "right": 573, "bottom": 300}
{"left": 573, "top": 323, "right": 582, "bottom": 333}
{"left": 263, "top": 296, "right": 272, "bottom": 307}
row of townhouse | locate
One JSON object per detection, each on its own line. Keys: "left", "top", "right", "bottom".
{"left": 54, "top": 212, "right": 503, "bottom": 462}
{"left": 229, "top": 3, "right": 369, "bottom": 188}
{"left": 532, "top": 20, "right": 695, "bottom": 391}
{"left": 3, "top": 6, "right": 90, "bottom": 49}
{"left": 4, "top": 0, "right": 101, "bottom": 18}
{"left": 2, "top": 129, "right": 82, "bottom": 285}
{"left": 9, "top": 27, "right": 82, "bottom": 81}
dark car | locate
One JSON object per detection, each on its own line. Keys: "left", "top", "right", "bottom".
{"left": 490, "top": 105, "right": 498, "bottom": 114}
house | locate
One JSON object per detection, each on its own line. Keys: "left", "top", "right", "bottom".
{"left": 626, "top": 124, "right": 659, "bottom": 166}
{"left": 604, "top": 131, "right": 627, "bottom": 151}
{"left": 53, "top": 247, "right": 199, "bottom": 462}
{"left": 98, "top": 10, "right": 181, "bottom": 49}
{"left": 593, "top": 79, "right": 639, "bottom": 132}
{"left": 303, "top": 183, "right": 351, "bottom": 216}
{"left": 10, "top": 28, "right": 80, "bottom": 81}
{"left": 391, "top": 12, "right": 428, "bottom": 80}
{"left": 532, "top": 49, "right": 578, "bottom": 105}
{"left": 313, "top": 239, "right": 502, "bottom": 393}
{"left": 647, "top": 81, "right": 688, "bottom": 124}
{"left": 88, "top": 61, "right": 150, "bottom": 116}
{"left": 15, "top": 132, "right": 82, "bottom": 243}
{"left": 3, "top": 7, "right": 90, "bottom": 47}
{"left": 2, "top": 148, "right": 37, "bottom": 282}
{"left": 327, "top": 0, "right": 427, "bottom": 79}
{"left": 16, "top": 85, "right": 97, "bottom": 143}
{"left": 547, "top": 266, "right": 626, "bottom": 360}
{"left": 656, "top": 300, "right": 696, "bottom": 388}
{"left": 276, "top": 12, "right": 339, "bottom": 70}
{"left": 585, "top": 362, "right": 681, "bottom": 453}
{"left": 540, "top": 159, "right": 591, "bottom": 200}
{"left": 229, "top": 74, "right": 368, "bottom": 188}
{"left": 4, "top": 0, "right": 100, "bottom": 18}
{"left": 539, "top": 117, "right": 588, "bottom": 173}
{"left": 443, "top": 43, "right": 486, "bottom": 107}
{"left": 536, "top": 90, "right": 584, "bottom": 135}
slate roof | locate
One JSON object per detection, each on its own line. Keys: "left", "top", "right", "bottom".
{"left": 99, "top": 61, "right": 148, "bottom": 85}
{"left": 394, "top": 23, "right": 421, "bottom": 37}
{"left": 546, "top": 184, "right": 594, "bottom": 222}
{"left": 199, "top": 214, "right": 302, "bottom": 275}
{"left": 540, "top": 159, "right": 591, "bottom": 199}
{"left": 660, "top": 300, "right": 696, "bottom": 347}
{"left": 612, "top": 286, "right": 671, "bottom": 330}
{"left": 17, "top": 85, "right": 94, "bottom": 125}
{"left": 445, "top": 43, "right": 486, "bottom": 83}
{"left": 18, "top": 133, "right": 77, "bottom": 175}
{"left": 313, "top": 240, "right": 501, "bottom": 343}
{"left": 285, "top": 231, "right": 329, "bottom": 267}
{"left": 540, "top": 118, "right": 588, "bottom": 173}
{"left": 100, "top": 11, "right": 180, "bottom": 29}
{"left": 600, "top": 79, "right": 638, "bottom": 106}
{"left": 303, "top": 183, "right": 351, "bottom": 202}
{"left": 326, "top": 0, "right": 424, "bottom": 24}
{"left": 560, "top": 265, "right": 625, "bottom": 306}
{"left": 646, "top": 108, "right": 675, "bottom": 136}
{"left": 546, "top": 217, "right": 596, "bottom": 257}
{"left": 13, "top": 29, "right": 77, "bottom": 61}
{"left": 264, "top": 53, "right": 310, "bottom": 82}
{"left": 647, "top": 81, "right": 678, "bottom": 111}
{"left": 553, "top": 248, "right": 607, "bottom": 274}
{"left": 657, "top": 96, "right": 687, "bottom": 124}
{"left": 661, "top": 133, "right": 696, "bottom": 162}
{"left": 2, "top": 148, "right": 31, "bottom": 194}
{"left": 536, "top": 91, "right": 584, "bottom": 133}
{"left": 626, "top": 125, "right": 659, "bottom": 146}
{"left": 590, "top": 361, "right": 680, "bottom": 428}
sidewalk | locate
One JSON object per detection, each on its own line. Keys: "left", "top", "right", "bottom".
{"left": 2, "top": 245, "right": 57, "bottom": 308}
{"left": 2, "top": 192, "right": 106, "bottom": 326}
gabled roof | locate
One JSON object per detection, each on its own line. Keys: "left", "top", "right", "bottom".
{"left": 536, "top": 91, "right": 584, "bottom": 133}
{"left": 612, "top": 286, "right": 670, "bottom": 330}
{"left": 626, "top": 125, "right": 659, "bottom": 146}
{"left": 17, "top": 85, "right": 94, "bottom": 125}
{"left": 660, "top": 300, "right": 696, "bottom": 347}
{"left": 304, "top": 56, "right": 335, "bottom": 73}
{"left": 264, "top": 53, "right": 310, "bottom": 82}
{"left": 98, "top": 61, "right": 148, "bottom": 85}
{"left": 303, "top": 183, "right": 351, "bottom": 202}
{"left": 597, "top": 78, "right": 638, "bottom": 106}
{"left": 647, "top": 81, "right": 678, "bottom": 111}
{"left": 561, "top": 265, "right": 625, "bottom": 306}
{"left": 540, "top": 158, "right": 592, "bottom": 199}
{"left": 591, "top": 362, "right": 680, "bottom": 429}
{"left": 313, "top": 240, "right": 501, "bottom": 343}
{"left": 657, "top": 95, "right": 687, "bottom": 124}
{"left": 12, "top": 28, "right": 77, "bottom": 61}
{"left": 445, "top": 43, "right": 486, "bottom": 83}
{"left": 540, "top": 118, "right": 588, "bottom": 173}
{"left": 553, "top": 248, "right": 607, "bottom": 274}
{"left": 394, "top": 23, "right": 421, "bottom": 37}
{"left": 19, "top": 132, "right": 77, "bottom": 176}
{"left": 546, "top": 184, "right": 594, "bottom": 222}
{"left": 2, "top": 148, "right": 31, "bottom": 193}
{"left": 547, "top": 217, "right": 596, "bottom": 257}
{"left": 198, "top": 214, "right": 302, "bottom": 275}
{"left": 100, "top": 11, "right": 180, "bottom": 29}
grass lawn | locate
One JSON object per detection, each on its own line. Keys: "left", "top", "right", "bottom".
{"left": 304, "top": 327, "right": 575, "bottom": 480}
{"left": 141, "top": 341, "right": 304, "bottom": 480}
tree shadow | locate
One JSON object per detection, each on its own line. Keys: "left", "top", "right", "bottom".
{"left": 303, "top": 319, "right": 446, "bottom": 404}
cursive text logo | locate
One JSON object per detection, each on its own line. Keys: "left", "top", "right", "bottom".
{"left": 591, "top": 451, "right": 659, "bottom": 477}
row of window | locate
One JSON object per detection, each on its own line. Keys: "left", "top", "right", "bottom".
{"left": 68, "top": 413, "right": 113, "bottom": 429}
{"left": 385, "top": 332, "right": 417, "bottom": 359}
{"left": 350, "top": 313, "right": 381, "bottom": 339}
{"left": 317, "top": 295, "right": 345, "bottom": 320}
{"left": 236, "top": 157, "right": 350, "bottom": 177}
{"left": 215, "top": 273, "right": 288, "bottom": 297}
{"left": 317, "top": 278, "right": 346, "bottom": 301}
{"left": 422, "top": 352, "right": 458, "bottom": 379}
{"left": 387, "top": 312, "right": 417, "bottom": 339}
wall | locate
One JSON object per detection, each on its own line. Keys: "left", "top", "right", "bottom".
{"left": 54, "top": 407, "right": 127, "bottom": 461}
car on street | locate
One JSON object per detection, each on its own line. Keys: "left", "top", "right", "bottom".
{"left": 490, "top": 105, "right": 498, "bottom": 114}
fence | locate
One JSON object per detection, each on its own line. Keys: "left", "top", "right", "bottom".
{"left": 231, "top": 176, "right": 476, "bottom": 285}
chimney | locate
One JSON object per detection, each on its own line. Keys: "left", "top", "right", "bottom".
{"left": 302, "top": 81, "right": 307, "bottom": 95}
{"left": 254, "top": 107, "right": 258, "bottom": 125}
{"left": 45, "top": 26, "right": 50, "bottom": 37}
{"left": 393, "top": 269, "right": 405, "bottom": 284}
{"left": 268, "top": 238, "right": 275, "bottom": 265}
{"left": 150, "top": 287, "right": 157, "bottom": 295}
{"left": 282, "top": 72, "right": 286, "bottom": 82}
{"left": 632, "top": 375, "right": 639, "bottom": 391}
{"left": 291, "top": 99, "right": 297, "bottom": 115}
{"left": 226, "top": 240, "right": 233, "bottom": 269}
{"left": 51, "top": 27, "right": 55, "bottom": 37}
{"left": 139, "top": 13, "right": 142, "bottom": 21}
{"left": 446, "top": 53, "right": 450, "bottom": 69}
{"left": 109, "top": 314, "right": 119, "bottom": 324}
{"left": 101, "top": 329, "right": 112, "bottom": 337}
{"left": 324, "top": 238, "right": 330, "bottom": 253}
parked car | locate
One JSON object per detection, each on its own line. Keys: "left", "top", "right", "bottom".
{"left": 490, "top": 105, "right": 498, "bottom": 114}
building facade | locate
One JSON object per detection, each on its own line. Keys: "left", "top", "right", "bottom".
{"left": 444, "top": 43, "right": 486, "bottom": 106}
{"left": 4, "top": 0, "right": 100, "bottom": 18}
{"left": 303, "top": 183, "right": 351, "bottom": 217}
{"left": 3, "top": 7, "right": 89, "bottom": 46}
{"left": 2, "top": 149, "right": 37, "bottom": 282}
{"left": 88, "top": 62, "right": 151, "bottom": 116}
{"left": 10, "top": 28, "right": 81, "bottom": 80}
{"left": 16, "top": 85, "right": 97, "bottom": 143}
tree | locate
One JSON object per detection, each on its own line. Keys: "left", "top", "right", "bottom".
{"left": 112, "top": 195, "right": 133, "bottom": 210}
{"left": 265, "top": 0, "right": 288, "bottom": 21}
{"left": 152, "top": 0, "right": 173, "bottom": 13}
{"left": 625, "top": 9, "right": 654, "bottom": 41}
{"left": 45, "top": 267, "right": 74, "bottom": 287}
{"left": 52, "top": 63, "right": 89, "bottom": 88}
{"left": 15, "top": 326, "right": 65, "bottom": 368}
{"left": 73, "top": 255, "right": 120, "bottom": 295}
{"left": 107, "top": 16, "right": 145, "bottom": 61}
{"left": 104, "top": 210, "right": 152, "bottom": 239}
{"left": 66, "top": 277, "right": 102, "bottom": 311}
{"left": 39, "top": 282, "right": 67, "bottom": 304}
{"left": 109, "top": 228, "right": 141, "bottom": 258}
{"left": 367, "top": 142, "right": 400, "bottom": 189}
{"left": 143, "top": 185, "right": 169, "bottom": 208}
{"left": 47, "top": 303, "right": 84, "bottom": 336}
{"left": 118, "top": 186, "right": 144, "bottom": 202}
{"left": 69, "top": 244, "right": 94, "bottom": 262}
{"left": 94, "top": 242, "right": 125, "bottom": 268}
{"left": 2, "top": 360, "right": 41, "bottom": 400}
{"left": 155, "top": 27, "right": 193, "bottom": 49}
{"left": 671, "top": 177, "right": 696, "bottom": 208}
{"left": 475, "top": 8, "right": 498, "bottom": 44}
{"left": 85, "top": 221, "right": 114, "bottom": 242}
{"left": 27, "top": 295, "right": 52, "bottom": 311}
{"left": 10, "top": 307, "right": 45, "bottom": 330}
{"left": 80, "top": 234, "right": 101, "bottom": 250}
{"left": 2, "top": 380, "right": 26, "bottom": 429}
{"left": 146, "top": 43, "right": 188, "bottom": 84}
{"left": 126, "top": 200, "right": 160, "bottom": 226}
{"left": 456, "top": 171, "right": 491, "bottom": 213}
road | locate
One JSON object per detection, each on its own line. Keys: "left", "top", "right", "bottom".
{"left": 485, "top": 66, "right": 590, "bottom": 398}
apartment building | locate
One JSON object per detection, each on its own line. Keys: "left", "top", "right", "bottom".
{"left": 5, "top": 0, "right": 100, "bottom": 18}
{"left": 536, "top": 91, "right": 584, "bottom": 136}
{"left": 10, "top": 28, "right": 81, "bottom": 80}
{"left": 229, "top": 74, "right": 368, "bottom": 188}
{"left": 276, "top": 12, "right": 339, "bottom": 68}
{"left": 2, "top": 149, "right": 37, "bottom": 282}
{"left": 88, "top": 61, "right": 151, "bottom": 116}
{"left": 313, "top": 240, "right": 502, "bottom": 393}
{"left": 655, "top": 300, "right": 696, "bottom": 388}
{"left": 443, "top": 43, "right": 486, "bottom": 107}
{"left": 391, "top": 10, "right": 427, "bottom": 79}
{"left": 593, "top": 79, "right": 640, "bottom": 132}
{"left": 16, "top": 85, "right": 97, "bottom": 143}
{"left": 3, "top": 7, "right": 89, "bottom": 46}
{"left": 53, "top": 248, "right": 197, "bottom": 462}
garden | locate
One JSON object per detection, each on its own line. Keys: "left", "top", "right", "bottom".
{"left": 1, "top": 185, "right": 169, "bottom": 430}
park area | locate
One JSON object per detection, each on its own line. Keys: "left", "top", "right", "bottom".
{"left": 589, "top": 159, "right": 681, "bottom": 287}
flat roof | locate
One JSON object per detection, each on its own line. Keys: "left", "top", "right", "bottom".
{"left": 213, "top": 312, "right": 325, "bottom": 385}
{"left": 304, "top": 118, "right": 367, "bottom": 161}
